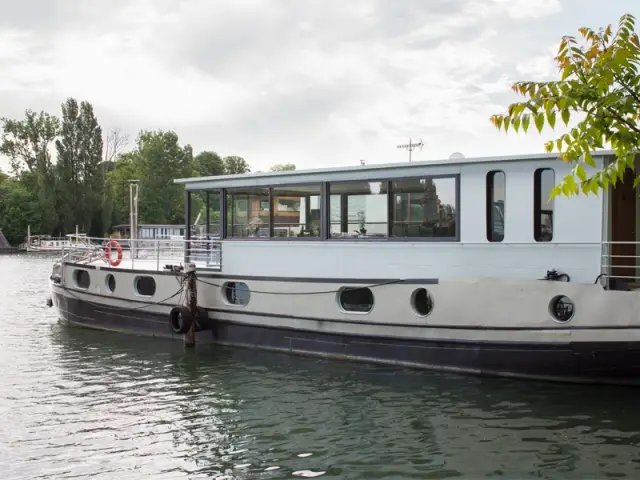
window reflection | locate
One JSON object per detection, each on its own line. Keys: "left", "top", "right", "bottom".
{"left": 271, "top": 184, "right": 321, "bottom": 238}
{"left": 486, "top": 171, "right": 505, "bottom": 242}
{"left": 329, "top": 181, "right": 388, "bottom": 238}
{"left": 534, "top": 168, "right": 554, "bottom": 242}
{"left": 225, "top": 187, "right": 270, "bottom": 238}
{"left": 390, "top": 177, "right": 457, "bottom": 239}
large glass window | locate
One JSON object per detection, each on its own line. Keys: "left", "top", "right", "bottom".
{"left": 534, "top": 168, "right": 554, "bottom": 242}
{"left": 390, "top": 177, "right": 457, "bottom": 239}
{"left": 271, "top": 184, "right": 321, "bottom": 238}
{"left": 225, "top": 187, "right": 270, "bottom": 238}
{"left": 329, "top": 181, "right": 388, "bottom": 238}
{"left": 486, "top": 171, "right": 505, "bottom": 242}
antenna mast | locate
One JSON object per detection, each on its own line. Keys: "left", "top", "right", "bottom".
{"left": 396, "top": 138, "right": 424, "bottom": 162}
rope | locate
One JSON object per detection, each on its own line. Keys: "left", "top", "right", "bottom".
{"left": 57, "top": 284, "right": 185, "bottom": 312}
{"left": 196, "top": 277, "right": 404, "bottom": 295}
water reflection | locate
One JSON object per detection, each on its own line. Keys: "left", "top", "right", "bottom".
{"left": 3, "top": 254, "right": 640, "bottom": 479}
{"left": 48, "top": 325, "right": 640, "bottom": 479}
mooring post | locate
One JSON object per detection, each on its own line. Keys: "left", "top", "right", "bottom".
{"left": 184, "top": 262, "right": 197, "bottom": 348}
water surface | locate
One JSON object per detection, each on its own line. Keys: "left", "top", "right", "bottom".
{"left": 1, "top": 254, "right": 640, "bottom": 479}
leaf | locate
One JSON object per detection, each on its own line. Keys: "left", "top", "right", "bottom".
{"left": 561, "top": 109, "right": 571, "bottom": 126}
{"left": 576, "top": 164, "right": 587, "bottom": 182}
{"left": 522, "top": 114, "right": 530, "bottom": 133}
{"left": 535, "top": 113, "right": 545, "bottom": 133}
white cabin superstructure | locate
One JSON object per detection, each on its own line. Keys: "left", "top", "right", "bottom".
{"left": 47, "top": 150, "right": 640, "bottom": 385}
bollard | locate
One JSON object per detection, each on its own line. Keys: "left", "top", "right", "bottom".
{"left": 184, "top": 262, "right": 197, "bottom": 348}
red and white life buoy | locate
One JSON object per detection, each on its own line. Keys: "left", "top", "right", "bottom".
{"left": 104, "top": 239, "right": 124, "bottom": 267}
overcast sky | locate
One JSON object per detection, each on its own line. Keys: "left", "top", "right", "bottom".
{"left": 0, "top": 0, "right": 634, "bottom": 173}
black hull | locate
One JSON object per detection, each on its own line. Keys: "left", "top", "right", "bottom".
{"left": 52, "top": 292, "right": 640, "bottom": 386}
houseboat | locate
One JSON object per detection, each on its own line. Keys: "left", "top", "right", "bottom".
{"left": 47, "top": 150, "right": 640, "bottom": 385}
{"left": 26, "top": 226, "right": 90, "bottom": 253}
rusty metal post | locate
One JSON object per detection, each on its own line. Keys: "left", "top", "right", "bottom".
{"left": 184, "top": 262, "right": 197, "bottom": 348}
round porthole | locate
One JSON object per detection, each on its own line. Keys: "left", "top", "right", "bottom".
{"left": 411, "top": 288, "right": 434, "bottom": 317}
{"left": 549, "top": 295, "right": 574, "bottom": 322}
{"left": 105, "top": 274, "right": 116, "bottom": 293}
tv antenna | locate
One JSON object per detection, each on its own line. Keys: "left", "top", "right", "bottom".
{"left": 396, "top": 138, "right": 424, "bottom": 162}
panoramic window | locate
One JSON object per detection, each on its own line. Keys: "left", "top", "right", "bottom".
{"left": 329, "top": 181, "right": 388, "bottom": 238}
{"left": 486, "top": 171, "right": 505, "bottom": 242}
{"left": 189, "top": 190, "right": 221, "bottom": 239}
{"left": 390, "top": 176, "right": 458, "bottom": 239}
{"left": 534, "top": 168, "right": 554, "bottom": 242}
{"left": 338, "top": 287, "right": 374, "bottom": 313}
{"left": 225, "top": 187, "right": 270, "bottom": 238}
{"left": 134, "top": 276, "right": 156, "bottom": 297}
{"left": 271, "top": 184, "right": 321, "bottom": 238}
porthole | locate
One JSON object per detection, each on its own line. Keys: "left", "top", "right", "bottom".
{"left": 338, "top": 287, "right": 374, "bottom": 314}
{"left": 223, "top": 282, "right": 250, "bottom": 306}
{"left": 411, "top": 288, "right": 434, "bottom": 317}
{"left": 105, "top": 274, "right": 116, "bottom": 294}
{"left": 135, "top": 276, "right": 156, "bottom": 297}
{"left": 73, "top": 269, "right": 90, "bottom": 289}
{"left": 549, "top": 295, "right": 574, "bottom": 323}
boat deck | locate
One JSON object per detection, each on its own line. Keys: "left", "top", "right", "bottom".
{"left": 61, "top": 237, "right": 222, "bottom": 272}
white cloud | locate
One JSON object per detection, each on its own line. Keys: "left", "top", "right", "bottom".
{"left": 0, "top": 0, "right": 634, "bottom": 174}
{"left": 492, "top": 0, "right": 562, "bottom": 19}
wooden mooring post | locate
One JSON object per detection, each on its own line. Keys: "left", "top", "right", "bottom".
{"left": 184, "top": 263, "right": 197, "bottom": 348}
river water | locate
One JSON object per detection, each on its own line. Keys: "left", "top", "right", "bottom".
{"left": 2, "top": 254, "right": 640, "bottom": 479}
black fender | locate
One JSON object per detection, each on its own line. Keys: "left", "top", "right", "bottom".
{"left": 169, "top": 305, "right": 194, "bottom": 334}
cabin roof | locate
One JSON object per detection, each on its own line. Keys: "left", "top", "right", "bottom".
{"left": 175, "top": 149, "right": 613, "bottom": 190}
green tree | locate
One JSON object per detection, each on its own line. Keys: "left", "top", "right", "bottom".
{"left": 269, "top": 163, "right": 296, "bottom": 171}
{"left": 0, "top": 110, "right": 59, "bottom": 234}
{"left": 133, "top": 130, "right": 195, "bottom": 224}
{"left": 55, "top": 98, "right": 105, "bottom": 236}
{"left": 489, "top": 13, "right": 640, "bottom": 197}
{"left": 0, "top": 172, "right": 42, "bottom": 245}
{"left": 223, "top": 155, "right": 251, "bottom": 174}
{"left": 105, "top": 153, "right": 139, "bottom": 228}
{"left": 194, "top": 151, "right": 225, "bottom": 177}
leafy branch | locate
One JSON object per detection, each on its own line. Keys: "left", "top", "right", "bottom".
{"left": 490, "top": 13, "right": 640, "bottom": 198}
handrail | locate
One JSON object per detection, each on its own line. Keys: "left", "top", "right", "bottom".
{"left": 61, "top": 235, "right": 222, "bottom": 272}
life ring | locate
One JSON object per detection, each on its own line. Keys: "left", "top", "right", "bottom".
{"left": 104, "top": 239, "right": 123, "bottom": 267}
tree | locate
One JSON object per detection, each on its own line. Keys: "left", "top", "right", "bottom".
{"left": 194, "top": 151, "right": 225, "bottom": 177}
{"left": 103, "top": 128, "right": 129, "bottom": 168}
{"left": 133, "top": 130, "right": 194, "bottom": 224}
{"left": 55, "top": 98, "right": 105, "bottom": 236}
{"left": 223, "top": 155, "right": 251, "bottom": 174}
{"left": 0, "top": 109, "right": 60, "bottom": 234}
{"left": 0, "top": 172, "right": 42, "bottom": 245}
{"left": 489, "top": 13, "right": 640, "bottom": 198}
{"left": 269, "top": 163, "right": 296, "bottom": 171}
{"left": 0, "top": 110, "right": 59, "bottom": 174}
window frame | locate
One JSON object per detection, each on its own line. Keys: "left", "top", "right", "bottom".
{"left": 386, "top": 174, "right": 460, "bottom": 243}
{"left": 213, "top": 173, "right": 460, "bottom": 243}
{"left": 533, "top": 168, "right": 554, "bottom": 243}
{"left": 486, "top": 170, "right": 505, "bottom": 243}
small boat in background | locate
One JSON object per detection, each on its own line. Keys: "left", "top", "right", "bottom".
{"left": 25, "top": 225, "right": 90, "bottom": 253}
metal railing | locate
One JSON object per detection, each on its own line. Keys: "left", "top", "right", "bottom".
{"left": 600, "top": 241, "right": 640, "bottom": 288}
{"left": 60, "top": 235, "right": 222, "bottom": 272}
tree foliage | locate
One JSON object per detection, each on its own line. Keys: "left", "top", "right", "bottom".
{"left": 269, "top": 163, "right": 296, "bottom": 171}
{"left": 0, "top": 98, "right": 275, "bottom": 245}
{"left": 489, "top": 13, "right": 640, "bottom": 197}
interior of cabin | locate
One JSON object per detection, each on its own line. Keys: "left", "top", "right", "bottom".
{"left": 607, "top": 154, "right": 640, "bottom": 288}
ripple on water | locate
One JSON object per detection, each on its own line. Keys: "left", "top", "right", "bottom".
{"left": 3, "top": 255, "right": 640, "bottom": 479}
